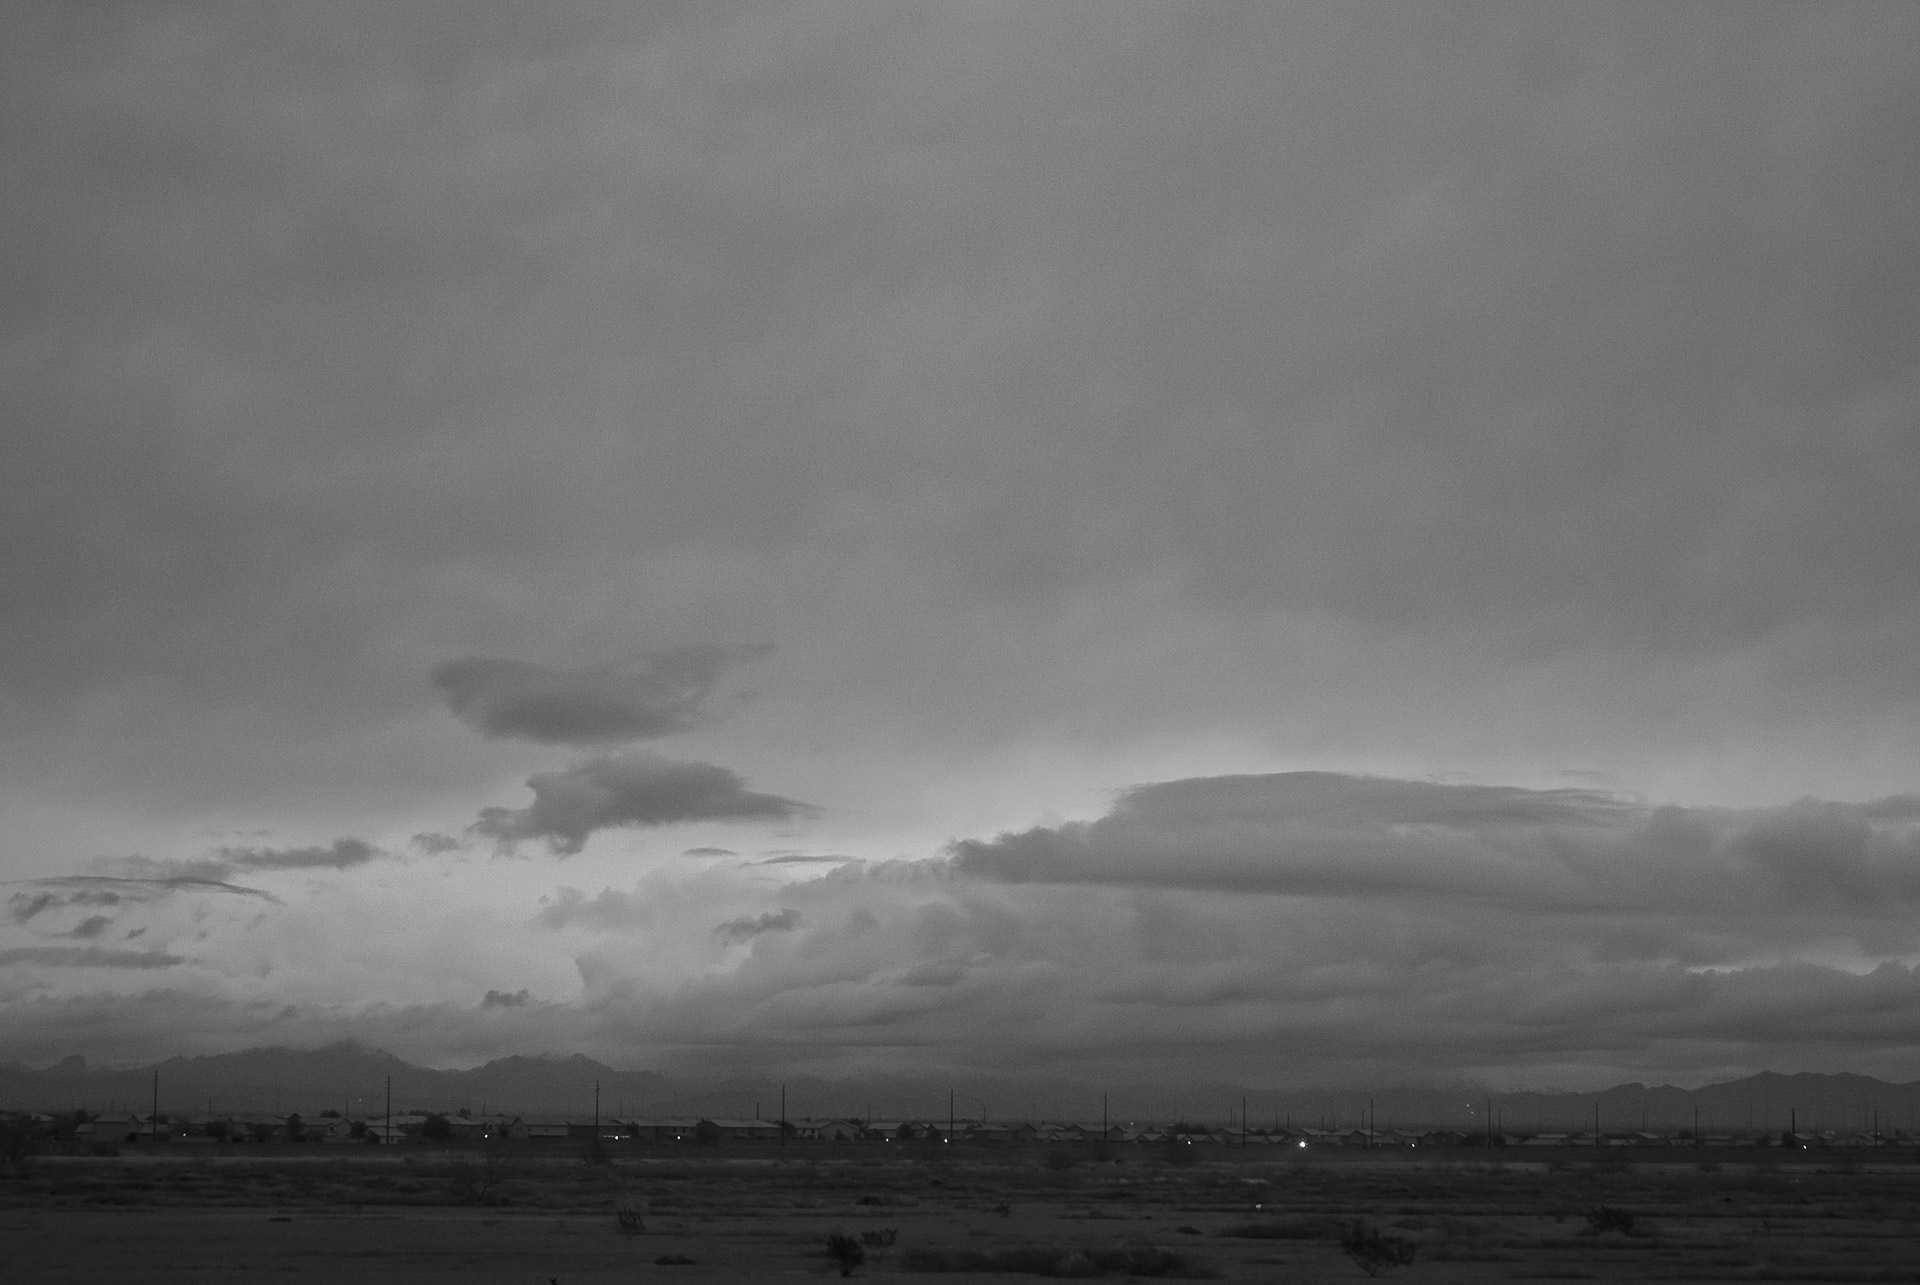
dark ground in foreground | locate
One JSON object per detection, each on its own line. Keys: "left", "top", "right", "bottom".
{"left": 5, "top": 1148, "right": 1920, "bottom": 1282}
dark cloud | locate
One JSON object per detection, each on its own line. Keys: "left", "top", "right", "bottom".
{"left": 713, "top": 909, "right": 803, "bottom": 944}
{"left": 682, "top": 846, "right": 736, "bottom": 857}
{"left": 480, "top": 988, "right": 531, "bottom": 1008}
{"left": 10, "top": 892, "right": 61, "bottom": 922}
{"left": 412, "top": 832, "right": 463, "bottom": 855}
{"left": 0, "top": 946, "right": 185, "bottom": 969}
{"left": 431, "top": 646, "right": 766, "bottom": 746}
{"left": 948, "top": 772, "right": 1920, "bottom": 921}
{"left": 65, "top": 915, "right": 112, "bottom": 940}
{"left": 474, "top": 752, "right": 812, "bottom": 855}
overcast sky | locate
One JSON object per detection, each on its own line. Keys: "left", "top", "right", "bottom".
{"left": 4, "top": 2, "right": 1919, "bottom": 1091}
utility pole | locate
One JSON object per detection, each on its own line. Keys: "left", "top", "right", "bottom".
{"left": 152, "top": 1067, "right": 159, "bottom": 1145}
{"left": 385, "top": 1075, "right": 392, "bottom": 1146}
{"left": 1486, "top": 1098, "right": 1492, "bottom": 1147}
{"left": 1595, "top": 1101, "right": 1601, "bottom": 1148}
{"left": 1243, "top": 1095, "right": 1248, "bottom": 1149}
{"left": 594, "top": 1079, "right": 600, "bottom": 1144}
{"left": 781, "top": 1085, "right": 788, "bottom": 1150}
{"left": 1694, "top": 1104, "right": 1700, "bottom": 1148}
{"left": 950, "top": 1088, "right": 955, "bottom": 1145}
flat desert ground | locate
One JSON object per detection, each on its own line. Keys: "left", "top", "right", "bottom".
{"left": 6, "top": 1147, "right": 1920, "bottom": 1282}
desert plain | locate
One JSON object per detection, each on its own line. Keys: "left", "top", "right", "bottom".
{"left": 6, "top": 1145, "right": 1920, "bottom": 1283}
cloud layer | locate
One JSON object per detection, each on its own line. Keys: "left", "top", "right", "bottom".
{"left": 6, "top": 773, "right": 1920, "bottom": 1085}
{"left": 474, "top": 752, "right": 812, "bottom": 855}
{"left": 2, "top": 6, "right": 1918, "bottom": 1086}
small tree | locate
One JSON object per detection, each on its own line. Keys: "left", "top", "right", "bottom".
{"left": 285, "top": 1112, "right": 306, "bottom": 1143}
{"left": 693, "top": 1118, "right": 723, "bottom": 1147}
{"left": 0, "top": 1114, "right": 36, "bottom": 1172}
{"left": 895, "top": 1121, "right": 918, "bottom": 1142}
{"left": 452, "top": 1147, "right": 513, "bottom": 1206}
{"left": 421, "top": 1113, "right": 453, "bottom": 1141}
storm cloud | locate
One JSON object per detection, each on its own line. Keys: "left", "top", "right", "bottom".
{"left": 474, "top": 752, "right": 812, "bottom": 855}
{"left": 431, "top": 646, "right": 765, "bottom": 746}
{"left": 949, "top": 772, "right": 1920, "bottom": 920}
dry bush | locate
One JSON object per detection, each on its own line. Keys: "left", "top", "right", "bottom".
{"left": 1341, "top": 1222, "right": 1418, "bottom": 1277}
{"left": 1581, "top": 1205, "right": 1635, "bottom": 1235}
{"left": 449, "top": 1148, "right": 513, "bottom": 1206}
{"left": 826, "top": 1230, "right": 867, "bottom": 1276}
{"left": 1216, "top": 1216, "right": 1346, "bottom": 1240}
{"left": 897, "top": 1243, "right": 1208, "bottom": 1277}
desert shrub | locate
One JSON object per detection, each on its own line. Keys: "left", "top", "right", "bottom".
{"left": 1217, "top": 1216, "right": 1347, "bottom": 1240}
{"left": 861, "top": 1228, "right": 898, "bottom": 1247}
{"left": 1341, "top": 1222, "right": 1418, "bottom": 1277}
{"left": 826, "top": 1231, "right": 867, "bottom": 1277}
{"left": 1582, "top": 1205, "right": 1635, "bottom": 1235}
{"left": 616, "top": 1203, "right": 644, "bottom": 1233}
{"left": 1044, "top": 1149, "right": 1080, "bottom": 1171}
{"left": 419, "top": 1114, "right": 451, "bottom": 1141}
{"left": 654, "top": 1254, "right": 696, "bottom": 1265}
{"left": 898, "top": 1243, "right": 1205, "bottom": 1277}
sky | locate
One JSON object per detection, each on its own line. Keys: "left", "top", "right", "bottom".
{"left": 4, "top": 2, "right": 1920, "bottom": 1092}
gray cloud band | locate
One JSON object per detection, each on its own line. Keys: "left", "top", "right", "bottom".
{"left": 947, "top": 772, "right": 1920, "bottom": 917}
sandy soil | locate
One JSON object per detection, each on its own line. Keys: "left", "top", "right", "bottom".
{"left": 6, "top": 1148, "right": 1920, "bottom": 1282}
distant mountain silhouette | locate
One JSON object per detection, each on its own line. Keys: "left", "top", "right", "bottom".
{"left": 4, "top": 1045, "right": 1916, "bottom": 1132}
{"left": 0, "top": 1042, "right": 664, "bottom": 1117}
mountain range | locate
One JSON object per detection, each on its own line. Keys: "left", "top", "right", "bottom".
{"left": 4, "top": 1044, "right": 1916, "bottom": 1135}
